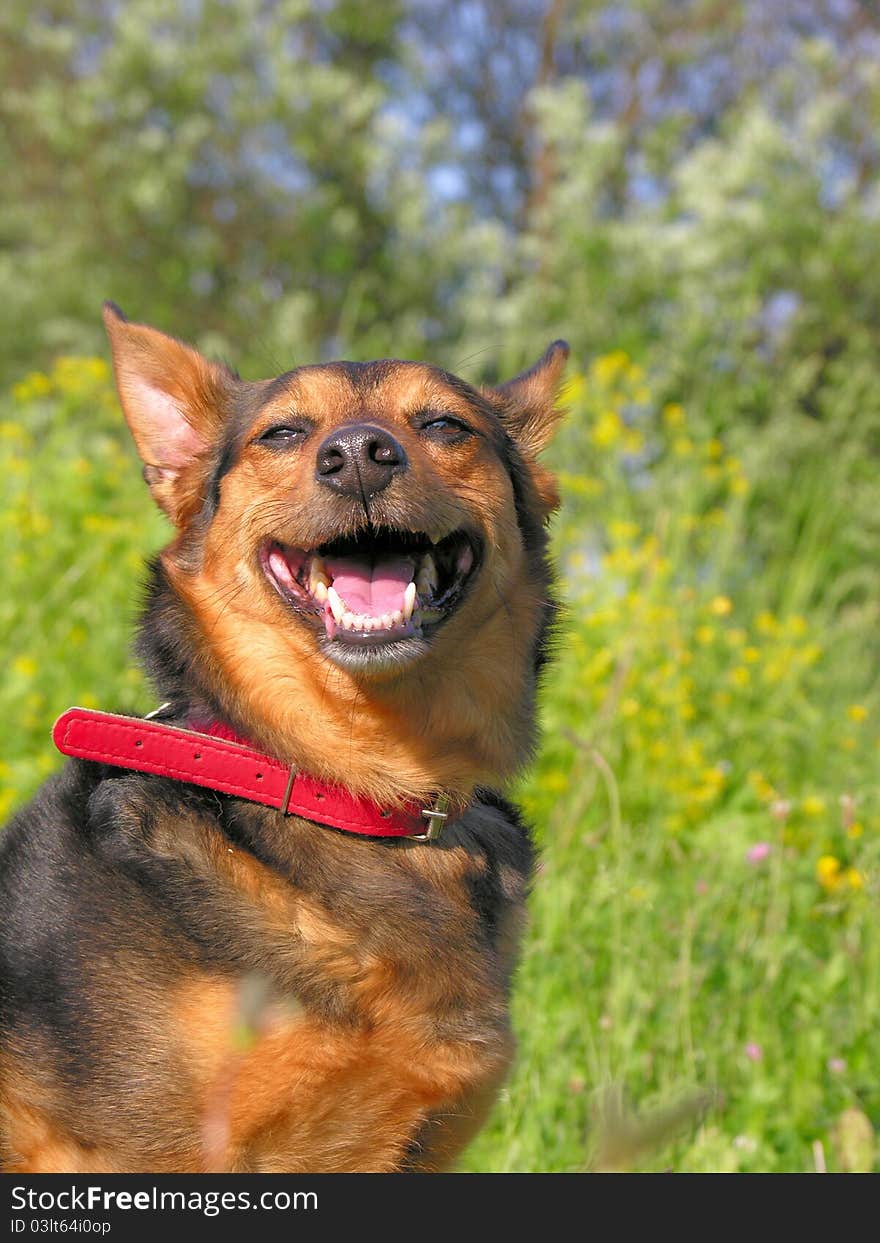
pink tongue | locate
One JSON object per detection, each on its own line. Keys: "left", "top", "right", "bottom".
{"left": 325, "top": 554, "right": 415, "bottom": 617}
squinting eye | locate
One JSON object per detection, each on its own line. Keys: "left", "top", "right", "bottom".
{"left": 420, "top": 415, "right": 473, "bottom": 440}
{"left": 258, "top": 425, "right": 309, "bottom": 445}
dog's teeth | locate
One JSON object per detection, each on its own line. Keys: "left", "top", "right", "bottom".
{"left": 313, "top": 581, "right": 328, "bottom": 603}
{"left": 457, "top": 543, "right": 474, "bottom": 575}
{"left": 342, "top": 611, "right": 356, "bottom": 630}
{"left": 416, "top": 553, "right": 438, "bottom": 596}
{"left": 327, "top": 586, "right": 345, "bottom": 623}
{"left": 403, "top": 582, "right": 417, "bottom": 621}
{"left": 309, "top": 558, "right": 329, "bottom": 594}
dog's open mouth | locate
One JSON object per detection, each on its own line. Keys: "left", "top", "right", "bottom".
{"left": 262, "top": 528, "right": 480, "bottom": 649}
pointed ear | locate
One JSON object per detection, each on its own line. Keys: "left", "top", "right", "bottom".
{"left": 491, "top": 340, "right": 570, "bottom": 459}
{"left": 103, "top": 301, "right": 235, "bottom": 525}
{"left": 485, "top": 340, "right": 569, "bottom": 517}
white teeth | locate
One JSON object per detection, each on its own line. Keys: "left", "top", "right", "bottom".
{"left": 403, "top": 581, "right": 417, "bottom": 620}
{"left": 327, "top": 585, "right": 345, "bottom": 623}
{"left": 342, "top": 611, "right": 356, "bottom": 630}
{"left": 313, "top": 581, "right": 328, "bottom": 603}
{"left": 416, "top": 553, "right": 438, "bottom": 596}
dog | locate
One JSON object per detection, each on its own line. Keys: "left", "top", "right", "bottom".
{"left": 0, "top": 304, "right": 568, "bottom": 1172}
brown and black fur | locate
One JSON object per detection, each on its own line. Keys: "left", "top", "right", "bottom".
{"left": 0, "top": 305, "right": 568, "bottom": 1172}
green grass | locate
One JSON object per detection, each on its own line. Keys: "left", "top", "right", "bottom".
{"left": 2, "top": 353, "right": 878, "bottom": 1172}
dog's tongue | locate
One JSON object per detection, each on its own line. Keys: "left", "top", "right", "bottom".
{"left": 325, "top": 553, "right": 415, "bottom": 617}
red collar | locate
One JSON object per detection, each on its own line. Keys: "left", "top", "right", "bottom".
{"left": 52, "top": 707, "right": 452, "bottom": 841}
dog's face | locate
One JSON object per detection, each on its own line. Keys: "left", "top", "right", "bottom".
{"left": 104, "top": 304, "right": 567, "bottom": 800}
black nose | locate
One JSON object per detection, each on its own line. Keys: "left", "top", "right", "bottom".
{"left": 315, "top": 423, "right": 407, "bottom": 499}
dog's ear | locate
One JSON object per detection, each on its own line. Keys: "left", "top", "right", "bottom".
{"left": 487, "top": 340, "right": 570, "bottom": 514}
{"left": 103, "top": 302, "right": 235, "bottom": 525}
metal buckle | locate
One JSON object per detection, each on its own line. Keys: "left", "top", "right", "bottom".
{"left": 412, "top": 793, "right": 450, "bottom": 842}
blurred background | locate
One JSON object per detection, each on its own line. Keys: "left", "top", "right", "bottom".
{"left": 1, "top": 0, "right": 879, "bottom": 1172}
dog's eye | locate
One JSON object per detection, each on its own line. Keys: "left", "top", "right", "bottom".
{"left": 258, "top": 425, "right": 310, "bottom": 446}
{"left": 418, "top": 415, "right": 473, "bottom": 442}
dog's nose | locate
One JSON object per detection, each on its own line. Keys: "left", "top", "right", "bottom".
{"left": 315, "top": 424, "right": 407, "bottom": 498}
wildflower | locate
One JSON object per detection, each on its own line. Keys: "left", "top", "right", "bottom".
{"left": 12, "top": 656, "right": 37, "bottom": 678}
{"left": 746, "top": 842, "right": 771, "bottom": 864}
{"left": 591, "top": 410, "right": 623, "bottom": 448}
{"left": 816, "top": 856, "right": 841, "bottom": 891}
{"left": 591, "top": 350, "right": 629, "bottom": 385}
{"left": 847, "top": 704, "right": 868, "bottom": 723}
{"left": 827, "top": 1058, "right": 847, "bottom": 1075}
{"left": 662, "top": 402, "right": 685, "bottom": 427}
{"left": 748, "top": 771, "right": 777, "bottom": 802}
{"left": 844, "top": 867, "right": 864, "bottom": 890}
{"left": 710, "top": 595, "right": 733, "bottom": 617}
{"left": 729, "top": 666, "right": 751, "bottom": 688}
{"left": 559, "top": 374, "right": 585, "bottom": 405}
{"left": 770, "top": 799, "right": 791, "bottom": 822}
{"left": 802, "top": 796, "right": 826, "bottom": 817}
{"left": 744, "top": 1042, "right": 763, "bottom": 1062}
{"left": 622, "top": 428, "right": 645, "bottom": 455}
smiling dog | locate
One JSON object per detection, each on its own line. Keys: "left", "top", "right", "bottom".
{"left": 0, "top": 305, "right": 568, "bottom": 1172}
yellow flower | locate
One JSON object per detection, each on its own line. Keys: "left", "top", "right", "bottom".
{"left": 729, "top": 666, "right": 751, "bottom": 688}
{"left": 609, "top": 519, "right": 640, "bottom": 545}
{"left": 621, "top": 697, "right": 640, "bottom": 718}
{"left": 590, "top": 350, "right": 630, "bottom": 385}
{"left": 748, "top": 771, "right": 776, "bottom": 802}
{"left": 802, "top": 796, "right": 826, "bottom": 818}
{"left": 847, "top": 822, "right": 864, "bottom": 840}
{"left": 662, "top": 403, "right": 685, "bottom": 427}
{"left": 696, "top": 625, "right": 715, "bottom": 645}
{"left": 559, "top": 374, "right": 585, "bottom": 405}
{"left": 847, "top": 704, "right": 868, "bottom": 723}
{"left": 591, "top": 410, "right": 624, "bottom": 448}
{"left": 756, "top": 611, "right": 777, "bottom": 636}
{"left": 622, "top": 428, "right": 645, "bottom": 455}
{"left": 673, "top": 436, "right": 693, "bottom": 457}
{"left": 816, "top": 855, "right": 841, "bottom": 890}
{"left": 710, "top": 595, "right": 733, "bottom": 617}
{"left": 844, "top": 867, "right": 864, "bottom": 890}
{"left": 12, "top": 655, "right": 37, "bottom": 678}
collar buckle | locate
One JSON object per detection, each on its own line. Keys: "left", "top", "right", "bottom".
{"left": 413, "top": 793, "right": 450, "bottom": 842}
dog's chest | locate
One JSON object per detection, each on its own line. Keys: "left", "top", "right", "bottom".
{"left": 150, "top": 800, "right": 531, "bottom": 1171}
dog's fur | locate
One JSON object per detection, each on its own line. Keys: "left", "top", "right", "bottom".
{"left": 0, "top": 306, "right": 568, "bottom": 1172}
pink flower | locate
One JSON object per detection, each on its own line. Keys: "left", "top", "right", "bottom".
{"left": 746, "top": 842, "right": 771, "bottom": 864}
{"left": 744, "top": 1042, "right": 763, "bottom": 1062}
{"left": 827, "top": 1057, "right": 847, "bottom": 1074}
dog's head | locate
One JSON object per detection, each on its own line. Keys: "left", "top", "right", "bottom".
{"left": 104, "top": 303, "right": 568, "bottom": 803}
